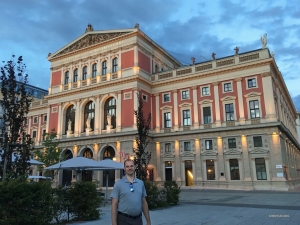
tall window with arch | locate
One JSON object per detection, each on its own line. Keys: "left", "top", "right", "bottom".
{"left": 84, "top": 101, "right": 95, "bottom": 131}
{"left": 104, "top": 97, "right": 116, "bottom": 129}
{"left": 73, "top": 69, "right": 78, "bottom": 82}
{"left": 65, "top": 105, "right": 75, "bottom": 134}
{"left": 82, "top": 66, "right": 87, "bottom": 80}
{"left": 112, "top": 57, "right": 118, "bottom": 73}
{"left": 64, "top": 71, "right": 69, "bottom": 84}
{"left": 102, "top": 60, "right": 107, "bottom": 75}
{"left": 92, "top": 63, "right": 97, "bottom": 78}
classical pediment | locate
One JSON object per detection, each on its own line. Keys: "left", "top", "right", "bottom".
{"left": 160, "top": 105, "right": 173, "bottom": 110}
{"left": 49, "top": 30, "right": 133, "bottom": 59}
{"left": 178, "top": 102, "right": 192, "bottom": 108}
{"left": 249, "top": 148, "right": 269, "bottom": 154}
{"left": 220, "top": 96, "right": 236, "bottom": 101}
{"left": 180, "top": 151, "right": 195, "bottom": 157}
{"left": 201, "top": 151, "right": 218, "bottom": 156}
{"left": 244, "top": 92, "right": 262, "bottom": 98}
{"left": 199, "top": 99, "right": 213, "bottom": 105}
{"left": 161, "top": 153, "right": 175, "bottom": 158}
{"left": 224, "top": 149, "right": 242, "bottom": 155}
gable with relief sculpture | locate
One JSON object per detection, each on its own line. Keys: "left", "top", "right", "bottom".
{"left": 51, "top": 32, "right": 132, "bottom": 58}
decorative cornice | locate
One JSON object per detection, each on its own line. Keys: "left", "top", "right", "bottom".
{"left": 234, "top": 77, "right": 242, "bottom": 82}
{"left": 212, "top": 82, "right": 219, "bottom": 86}
{"left": 261, "top": 72, "right": 271, "bottom": 77}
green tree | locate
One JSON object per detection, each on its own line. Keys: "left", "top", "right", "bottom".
{"left": 133, "top": 94, "right": 151, "bottom": 181}
{"left": 0, "top": 56, "right": 33, "bottom": 181}
{"left": 34, "top": 129, "right": 64, "bottom": 177}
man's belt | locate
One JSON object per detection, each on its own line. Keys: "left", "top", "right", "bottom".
{"left": 118, "top": 211, "right": 142, "bottom": 219}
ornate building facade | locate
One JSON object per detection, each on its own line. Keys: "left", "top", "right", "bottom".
{"left": 28, "top": 24, "right": 300, "bottom": 191}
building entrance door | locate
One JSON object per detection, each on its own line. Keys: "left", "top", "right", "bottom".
{"left": 185, "top": 160, "right": 194, "bottom": 186}
{"left": 165, "top": 161, "right": 172, "bottom": 181}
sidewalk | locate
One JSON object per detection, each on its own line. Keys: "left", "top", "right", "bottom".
{"left": 69, "top": 188, "right": 300, "bottom": 225}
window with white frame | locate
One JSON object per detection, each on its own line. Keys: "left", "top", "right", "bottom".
{"left": 247, "top": 78, "right": 257, "bottom": 88}
{"left": 163, "top": 93, "right": 170, "bottom": 102}
{"left": 202, "top": 87, "right": 209, "bottom": 96}
{"left": 181, "top": 90, "right": 189, "bottom": 99}
{"left": 165, "top": 143, "right": 171, "bottom": 152}
{"left": 32, "top": 130, "right": 37, "bottom": 139}
{"left": 102, "top": 60, "right": 107, "bottom": 75}
{"left": 249, "top": 100, "right": 260, "bottom": 118}
{"left": 82, "top": 66, "right": 87, "bottom": 80}
{"left": 182, "top": 109, "right": 190, "bottom": 126}
{"left": 203, "top": 107, "right": 211, "bottom": 124}
{"left": 33, "top": 116, "right": 38, "bottom": 124}
{"left": 164, "top": 112, "right": 171, "bottom": 128}
{"left": 225, "top": 103, "right": 234, "bottom": 121}
{"left": 112, "top": 57, "right": 118, "bottom": 73}
{"left": 142, "top": 94, "right": 147, "bottom": 101}
{"left": 92, "top": 63, "right": 97, "bottom": 78}
{"left": 224, "top": 83, "right": 232, "bottom": 92}
{"left": 205, "top": 140, "right": 213, "bottom": 150}
{"left": 228, "top": 138, "right": 236, "bottom": 148}
{"left": 253, "top": 136, "right": 263, "bottom": 147}
{"left": 184, "top": 142, "right": 191, "bottom": 151}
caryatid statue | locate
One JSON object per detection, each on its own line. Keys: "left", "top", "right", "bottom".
{"left": 107, "top": 113, "right": 112, "bottom": 126}
{"left": 261, "top": 33, "right": 267, "bottom": 49}
{"left": 86, "top": 116, "right": 91, "bottom": 129}
{"left": 68, "top": 119, "right": 72, "bottom": 131}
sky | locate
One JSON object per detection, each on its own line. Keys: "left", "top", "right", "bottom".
{"left": 0, "top": 0, "right": 299, "bottom": 111}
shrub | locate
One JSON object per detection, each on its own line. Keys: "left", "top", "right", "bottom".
{"left": 144, "top": 181, "right": 167, "bottom": 209}
{"left": 164, "top": 180, "right": 180, "bottom": 205}
{"left": 67, "top": 181, "right": 102, "bottom": 221}
{"left": 0, "top": 177, "right": 54, "bottom": 225}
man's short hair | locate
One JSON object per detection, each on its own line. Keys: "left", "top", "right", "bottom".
{"left": 124, "top": 159, "right": 134, "bottom": 167}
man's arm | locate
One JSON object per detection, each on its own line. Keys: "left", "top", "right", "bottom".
{"left": 111, "top": 198, "right": 118, "bottom": 225}
{"left": 142, "top": 197, "right": 151, "bottom": 225}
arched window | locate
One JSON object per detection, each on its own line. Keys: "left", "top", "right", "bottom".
{"left": 104, "top": 97, "right": 116, "bottom": 128}
{"left": 112, "top": 58, "right": 118, "bottom": 73}
{"left": 102, "top": 61, "right": 107, "bottom": 75}
{"left": 92, "top": 63, "right": 97, "bottom": 78}
{"left": 65, "top": 105, "right": 75, "bottom": 134}
{"left": 83, "top": 148, "right": 93, "bottom": 158}
{"left": 84, "top": 101, "right": 95, "bottom": 130}
{"left": 64, "top": 71, "right": 69, "bottom": 84}
{"left": 82, "top": 66, "right": 87, "bottom": 80}
{"left": 73, "top": 69, "right": 78, "bottom": 82}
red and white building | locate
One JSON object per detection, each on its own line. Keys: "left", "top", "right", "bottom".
{"left": 28, "top": 24, "right": 300, "bottom": 190}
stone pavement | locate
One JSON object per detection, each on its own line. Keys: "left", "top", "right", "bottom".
{"left": 69, "top": 187, "right": 300, "bottom": 225}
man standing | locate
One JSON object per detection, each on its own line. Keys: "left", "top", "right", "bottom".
{"left": 111, "top": 159, "right": 151, "bottom": 225}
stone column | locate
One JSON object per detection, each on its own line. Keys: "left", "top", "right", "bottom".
{"left": 174, "top": 140, "right": 181, "bottom": 181}
{"left": 74, "top": 100, "right": 80, "bottom": 137}
{"left": 116, "top": 91, "right": 122, "bottom": 132}
{"left": 37, "top": 115, "right": 42, "bottom": 143}
{"left": 155, "top": 142, "right": 161, "bottom": 181}
{"left": 242, "top": 135, "right": 252, "bottom": 181}
{"left": 238, "top": 158, "right": 244, "bottom": 180}
{"left": 94, "top": 96, "right": 100, "bottom": 134}
{"left": 134, "top": 45, "right": 138, "bottom": 67}
{"left": 217, "top": 138, "right": 225, "bottom": 181}
{"left": 195, "top": 139, "right": 202, "bottom": 181}
{"left": 265, "top": 157, "right": 271, "bottom": 181}
{"left": 154, "top": 93, "right": 160, "bottom": 133}
{"left": 133, "top": 88, "right": 139, "bottom": 130}
{"left": 235, "top": 78, "right": 245, "bottom": 124}
{"left": 192, "top": 86, "right": 199, "bottom": 129}
{"left": 225, "top": 159, "right": 231, "bottom": 180}
{"left": 46, "top": 107, "right": 50, "bottom": 133}
{"left": 202, "top": 160, "right": 207, "bottom": 180}
{"left": 262, "top": 72, "right": 277, "bottom": 122}
{"left": 57, "top": 103, "right": 62, "bottom": 138}
{"left": 213, "top": 82, "right": 221, "bottom": 127}
{"left": 251, "top": 158, "right": 257, "bottom": 180}
{"left": 173, "top": 90, "right": 179, "bottom": 131}
{"left": 181, "top": 161, "right": 185, "bottom": 184}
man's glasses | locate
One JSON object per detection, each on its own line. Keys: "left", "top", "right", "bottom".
{"left": 129, "top": 183, "right": 134, "bottom": 192}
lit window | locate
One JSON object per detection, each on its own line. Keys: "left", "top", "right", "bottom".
{"left": 205, "top": 140, "right": 213, "bottom": 150}
{"left": 249, "top": 100, "right": 260, "bottom": 118}
{"left": 224, "top": 83, "right": 232, "bottom": 92}
{"left": 182, "top": 90, "right": 189, "bottom": 99}
{"left": 112, "top": 58, "right": 118, "bottom": 73}
{"left": 92, "top": 63, "right": 97, "bottom": 78}
{"left": 73, "top": 69, "right": 78, "bottom": 82}
{"left": 164, "top": 112, "right": 171, "bottom": 128}
{"left": 102, "top": 61, "right": 107, "bottom": 75}
{"left": 183, "top": 110, "right": 190, "bottom": 126}
{"left": 248, "top": 78, "right": 256, "bottom": 88}
{"left": 225, "top": 103, "right": 234, "bottom": 121}
{"left": 228, "top": 138, "right": 236, "bottom": 148}
{"left": 206, "top": 160, "right": 215, "bottom": 180}
{"left": 202, "top": 87, "right": 209, "bottom": 96}
{"left": 203, "top": 107, "right": 211, "bottom": 124}
{"left": 163, "top": 94, "right": 170, "bottom": 102}
{"left": 184, "top": 142, "right": 191, "bottom": 151}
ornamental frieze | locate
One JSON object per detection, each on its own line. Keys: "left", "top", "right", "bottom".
{"left": 54, "top": 32, "right": 131, "bottom": 57}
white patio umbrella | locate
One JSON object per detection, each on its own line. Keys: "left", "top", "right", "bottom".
{"left": 28, "top": 158, "right": 44, "bottom": 165}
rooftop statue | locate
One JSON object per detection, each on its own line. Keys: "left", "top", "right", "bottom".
{"left": 85, "top": 23, "right": 94, "bottom": 33}
{"left": 261, "top": 33, "right": 267, "bottom": 48}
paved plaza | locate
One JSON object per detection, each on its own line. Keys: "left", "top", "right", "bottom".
{"left": 69, "top": 188, "right": 300, "bottom": 225}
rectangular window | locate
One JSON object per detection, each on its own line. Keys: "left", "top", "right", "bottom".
{"left": 92, "top": 63, "right": 97, "bottom": 78}
{"left": 253, "top": 136, "right": 263, "bottom": 147}
{"left": 249, "top": 100, "right": 260, "bottom": 118}
{"left": 82, "top": 66, "right": 87, "bottom": 80}
{"left": 42, "top": 130, "right": 46, "bottom": 141}
{"left": 142, "top": 94, "right": 147, "bottom": 101}
{"left": 43, "top": 115, "right": 47, "bottom": 122}
{"left": 64, "top": 71, "right": 69, "bottom": 84}
{"left": 229, "top": 159, "right": 240, "bottom": 180}
{"left": 112, "top": 58, "right": 118, "bottom": 73}
{"left": 205, "top": 140, "right": 213, "bottom": 150}
{"left": 202, "top": 87, "right": 209, "bottom": 96}
{"left": 206, "top": 160, "right": 215, "bottom": 180}
{"left": 102, "top": 61, "right": 107, "bottom": 75}
{"left": 32, "top": 131, "right": 37, "bottom": 138}
{"left": 183, "top": 110, "right": 190, "bottom": 126}
{"left": 73, "top": 69, "right": 78, "bottom": 82}
{"left": 33, "top": 117, "right": 38, "bottom": 124}
{"left": 184, "top": 142, "right": 191, "bottom": 151}
{"left": 164, "top": 112, "right": 171, "bottom": 128}
{"left": 225, "top": 103, "right": 234, "bottom": 121}
{"left": 248, "top": 78, "right": 257, "bottom": 88}
{"left": 203, "top": 107, "right": 211, "bottom": 124}
{"left": 165, "top": 143, "right": 171, "bottom": 153}
{"left": 163, "top": 94, "right": 170, "bottom": 102}
{"left": 228, "top": 138, "right": 236, "bottom": 148}
{"left": 182, "top": 90, "right": 189, "bottom": 99}
{"left": 255, "top": 158, "right": 267, "bottom": 180}
{"left": 224, "top": 83, "right": 232, "bottom": 92}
